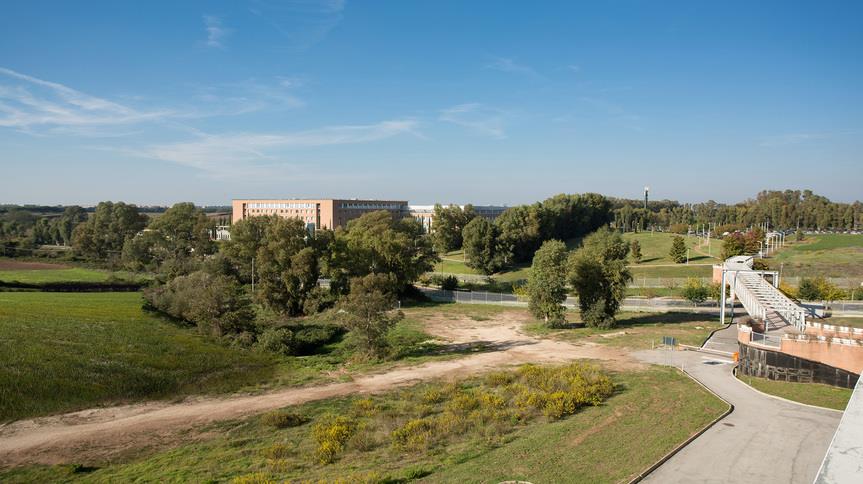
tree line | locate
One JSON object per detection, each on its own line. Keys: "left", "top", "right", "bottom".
{"left": 611, "top": 189, "right": 862, "bottom": 233}
{"left": 432, "top": 193, "right": 613, "bottom": 275}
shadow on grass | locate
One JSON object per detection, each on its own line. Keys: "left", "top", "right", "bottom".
{"left": 614, "top": 312, "right": 716, "bottom": 327}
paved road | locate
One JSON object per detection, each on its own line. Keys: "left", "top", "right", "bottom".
{"left": 635, "top": 326, "right": 842, "bottom": 484}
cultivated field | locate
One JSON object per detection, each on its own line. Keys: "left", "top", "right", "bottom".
{"left": 0, "top": 259, "right": 139, "bottom": 284}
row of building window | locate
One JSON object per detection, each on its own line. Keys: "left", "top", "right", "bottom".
{"left": 247, "top": 202, "right": 316, "bottom": 209}
{"left": 339, "top": 203, "right": 405, "bottom": 210}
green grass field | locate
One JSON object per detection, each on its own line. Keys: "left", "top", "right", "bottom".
{"left": 0, "top": 292, "right": 277, "bottom": 422}
{"left": 0, "top": 365, "right": 727, "bottom": 483}
{"left": 0, "top": 259, "right": 144, "bottom": 284}
{"left": 622, "top": 232, "right": 722, "bottom": 265}
{"left": 527, "top": 311, "right": 722, "bottom": 349}
{"left": 770, "top": 234, "right": 863, "bottom": 278}
{"left": 738, "top": 375, "right": 852, "bottom": 411}
{"left": 0, "top": 293, "right": 472, "bottom": 423}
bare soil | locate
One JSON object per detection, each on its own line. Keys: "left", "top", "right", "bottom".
{"left": 0, "top": 310, "right": 639, "bottom": 467}
{"left": 0, "top": 260, "right": 70, "bottom": 271}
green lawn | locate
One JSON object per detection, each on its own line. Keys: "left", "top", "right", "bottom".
{"left": 0, "top": 292, "right": 277, "bottom": 422}
{"left": 629, "top": 264, "right": 713, "bottom": 278}
{"left": 527, "top": 311, "right": 722, "bottom": 350}
{"left": 738, "top": 375, "right": 852, "bottom": 411}
{"left": 622, "top": 232, "right": 722, "bottom": 265}
{"left": 770, "top": 234, "right": 863, "bottom": 278}
{"left": 0, "top": 365, "right": 728, "bottom": 483}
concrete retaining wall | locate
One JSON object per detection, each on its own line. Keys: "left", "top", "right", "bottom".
{"left": 738, "top": 342, "right": 860, "bottom": 389}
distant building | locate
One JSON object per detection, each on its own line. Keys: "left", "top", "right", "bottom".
{"left": 231, "top": 198, "right": 409, "bottom": 231}
{"left": 409, "top": 204, "right": 508, "bottom": 232}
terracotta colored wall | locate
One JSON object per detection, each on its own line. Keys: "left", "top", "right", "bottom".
{"left": 231, "top": 199, "right": 408, "bottom": 230}
{"left": 780, "top": 339, "right": 863, "bottom": 374}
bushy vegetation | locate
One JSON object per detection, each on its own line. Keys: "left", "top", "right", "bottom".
{"left": 293, "top": 363, "right": 614, "bottom": 466}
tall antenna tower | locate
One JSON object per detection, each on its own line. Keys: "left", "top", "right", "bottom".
{"left": 644, "top": 186, "right": 649, "bottom": 210}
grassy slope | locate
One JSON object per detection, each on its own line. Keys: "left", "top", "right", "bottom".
{"left": 0, "top": 292, "right": 277, "bottom": 422}
{"left": 527, "top": 311, "right": 722, "bottom": 350}
{"left": 0, "top": 366, "right": 728, "bottom": 483}
{"left": 0, "top": 294, "right": 476, "bottom": 423}
{"left": 434, "top": 367, "right": 727, "bottom": 483}
{"left": 738, "top": 375, "right": 852, "bottom": 411}
{"left": 770, "top": 234, "right": 863, "bottom": 278}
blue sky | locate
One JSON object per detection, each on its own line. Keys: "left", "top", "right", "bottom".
{"left": 1, "top": 0, "right": 861, "bottom": 206}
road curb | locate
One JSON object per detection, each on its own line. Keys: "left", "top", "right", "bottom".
{"left": 628, "top": 366, "right": 734, "bottom": 483}
{"left": 731, "top": 367, "right": 845, "bottom": 414}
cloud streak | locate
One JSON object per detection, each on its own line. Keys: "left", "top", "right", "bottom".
{"left": 439, "top": 103, "right": 506, "bottom": 139}
{"left": 485, "top": 57, "right": 541, "bottom": 79}
{"left": 134, "top": 119, "right": 419, "bottom": 173}
{"left": 203, "top": 15, "right": 230, "bottom": 48}
{"left": 0, "top": 67, "right": 171, "bottom": 131}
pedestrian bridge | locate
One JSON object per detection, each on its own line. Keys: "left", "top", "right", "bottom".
{"left": 719, "top": 256, "right": 806, "bottom": 333}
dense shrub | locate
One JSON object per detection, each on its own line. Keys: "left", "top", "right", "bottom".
{"left": 255, "top": 328, "right": 294, "bottom": 355}
{"left": 681, "top": 278, "right": 709, "bottom": 304}
{"left": 261, "top": 410, "right": 308, "bottom": 429}
{"left": 312, "top": 415, "right": 358, "bottom": 463}
{"left": 143, "top": 271, "right": 255, "bottom": 336}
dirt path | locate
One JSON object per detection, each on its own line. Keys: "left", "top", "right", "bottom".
{"left": 0, "top": 311, "right": 637, "bottom": 467}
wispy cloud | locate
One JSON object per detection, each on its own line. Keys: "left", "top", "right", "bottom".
{"left": 579, "top": 96, "right": 642, "bottom": 131}
{"left": 249, "top": 0, "right": 346, "bottom": 51}
{"left": 439, "top": 103, "right": 506, "bottom": 139}
{"left": 0, "top": 67, "right": 171, "bottom": 132}
{"left": 759, "top": 132, "right": 832, "bottom": 147}
{"left": 485, "top": 57, "right": 540, "bottom": 79}
{"left": 189, "top": 77, "right": 306, "bottom": 116}
{"left": 203, "top": 15, "right": 231, "bottom": 48}
{"left": 131, "top": 119, "right": 419, "bottom": 174}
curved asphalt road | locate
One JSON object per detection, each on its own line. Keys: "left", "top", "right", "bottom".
{"left": 635, "top": 326, "right": 843, "bottom": 484}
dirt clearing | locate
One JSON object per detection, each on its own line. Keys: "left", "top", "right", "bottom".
{"left": 0, "top": 309, "right": 639, "bottom": 467}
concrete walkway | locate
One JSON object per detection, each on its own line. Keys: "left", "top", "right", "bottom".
{"left": 635, "top": 326, "right": 842, "bottom": 484}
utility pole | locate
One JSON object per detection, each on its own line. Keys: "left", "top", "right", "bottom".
{"left": 251, "top": 257, "right": 255, "bottom": 294}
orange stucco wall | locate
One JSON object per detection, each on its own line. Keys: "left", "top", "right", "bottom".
{"left": 779, "top": 339, "right": 863, "bottom": 374}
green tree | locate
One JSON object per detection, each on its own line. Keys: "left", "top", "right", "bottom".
{"left": 432, "top": 204, "right": 477, "bottom": 252}
{"left": 72, "top": 201, "right": 148, "bottom": 261}
{"left": 495, "top": 204, "right": 545, "bottom": 263}
{"left": 567, "top": 228, "right": 631, "bottom": 328}
{"left": 254, "top": 218, "right": 318, "bottom": 316}
{"left": 331, "top": 211, "right": 438, "bottom": 293}
{"left": 528, "top": 240, "right": 569, "bottom": 326}
{"left": 669, "top": 235, "right": 687, "bottom": 263}
{"left": 630, "top": 239, "right": 642, "bottom": 264}
{"left": 148, "top": 202, "right": 215, "bottom": 257}
{"left": 143, "top": 271, "right": 255, "bottom": 337}
{"left": 53, "top": 206, "right": 88, "bottom": 246}
{"left": 338, "top": 273, "right": 403, "bottom": 358}
{"left": 795, "top": 229, "right": 805, "bottom": 242}
{"left": 462, "top": 217, "right": 505, "bottom": 275}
